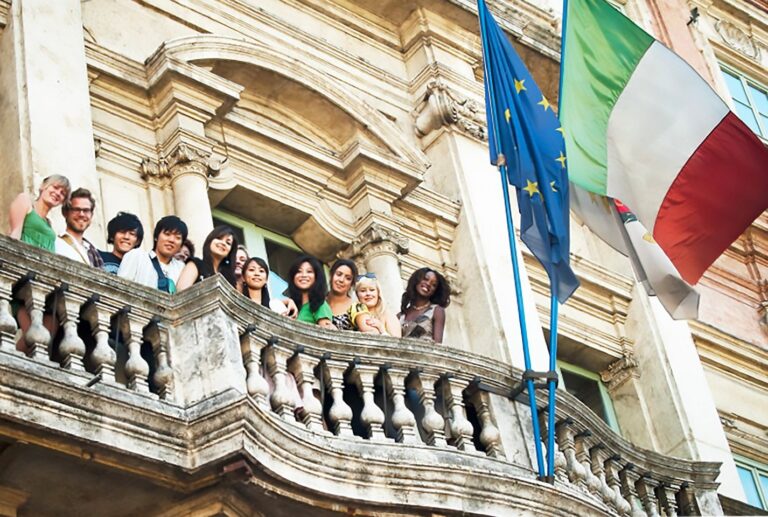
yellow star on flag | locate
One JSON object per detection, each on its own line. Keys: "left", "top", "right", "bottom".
{"left": 505, "top": 108, "right": 511, "bottom": 122}
{"left": 555, "top": 151, "right": 566, "bottom": 168}
{"left": 556, "top": 127, "right": 564, "bottom": 136}
{"left": 523, "top": 180, "right": 540, "bottom": 198}
{"left": 514, "top": 78, "right": 526, "bottom": 94}
{"left": 550, "top": 181, "right": 558, "bottom": 192}
{"left": 538, "top": 96, "right": 551, "bottom": 111}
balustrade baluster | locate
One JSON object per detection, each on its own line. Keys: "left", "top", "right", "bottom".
{"left": 80, "top": 297, "right": 117, "bottom": 384}
{"left": 656, "top": 483, "right": 679, "bottom": 517}
{"left": 353, "top": 363, "right": 386, "bottom": 440}
{"left": 122, "top": 310, "right": 150, "bottom": 393}
{"left": 444, "top": 377, "right": 476, "bottom": 452}
{"left": 144, "top": 320, "right": 173, "bottom": 401}
{"left": 575, "top": 431, "right": 603, "bottom": 496}
{"left": 414, "top": 372, "right": 446, "bottom": 447}
{"left": 620, "top": 465, "right": 649, "bottom": 517}
{"left": 556, "top": 420, "right": 588, "bottom": 490}
{"left": 238, "top": 328, "right": 270, "bottom": 409}
{"left": 677, "top": 483, "right": 698, "bottom": 515}
{"left": 288, "top": 350, "right": 324, "bottom": 432}
{"left": 385, "top": 367, "right": 418, "bottom": 444}
{"left": 18, "top": 274, "right": 51, "bottom": 360}
{"left": 553, "top": 439, "right": 569, "bottom": 484}
{"left": 54, "top": 285, "right": 86, "bottom": 371}
{"left": 266, "top": 341, "right": 296, "bottom": 420}
{"left": 325, "top": 360, "right": 353, "bottom": 437}
{"left": 470, "top": 389, "right": 504, "bottom": 458}
{"left": 590, "top": 445, "right": 618, "bottom": 509}
{"left": 605, "top": 456, "right": 633, "bottom": 516}
{"left": 636, "top": 475, "right": 661, "bottom": 517}
{"left": 0, "top": 267, "right": 18, "bottom": 351}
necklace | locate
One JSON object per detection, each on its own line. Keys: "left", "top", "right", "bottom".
{"left": 411, "top": 302, "right": 430, "bottom": 311}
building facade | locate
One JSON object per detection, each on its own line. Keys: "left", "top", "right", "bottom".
{"left": 0, "top": 0, "right": 765, "bottom": 515}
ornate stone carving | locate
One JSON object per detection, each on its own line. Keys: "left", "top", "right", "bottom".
{"left": 715, "top": 20, "right": 760, "bottom": 60}
{"left": 413, "top": 80, "right": 487, "bottom": 141}
{"left": 140, "top": 143, "right": 221, "bottom": 181}
{"left": 600, "top": 353, "right": 639, "bottom": 391}
{"left": 346, "top": 223, "right": 409, "bottom": 260}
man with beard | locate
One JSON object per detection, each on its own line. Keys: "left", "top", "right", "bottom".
{"left": 55, "top": 188, "right": 104, "bottom": 268}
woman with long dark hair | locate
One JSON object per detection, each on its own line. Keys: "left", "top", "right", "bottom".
{"left": 399, "top": 267, "right": 450, "bottom": 343}
{"left": 241, "top": 257, "right": 297, "bottom": 317}
{"left": 176, "top": 225, "right": 238, "bottom": 290}
{"left": 326, "top": 259, "right": 373, "bottom": 332}
{"left": 287, "top": 255, "right": 334, "bottom": 328}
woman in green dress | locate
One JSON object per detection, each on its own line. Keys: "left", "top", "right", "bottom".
{"left": 287, "top": 255, "right": 335, "bottom": 329}
{"left": 8, "top": 174, "right": 71, "bottom": 251}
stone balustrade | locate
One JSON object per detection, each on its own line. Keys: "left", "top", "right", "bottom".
{"left": 0, "top": 236, "right": 722, "bottom": 516}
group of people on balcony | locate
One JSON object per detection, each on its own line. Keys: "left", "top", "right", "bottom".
{"left": 7, "top": 175, "right": 451, "bottom": 343}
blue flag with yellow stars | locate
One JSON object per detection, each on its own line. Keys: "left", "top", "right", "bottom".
{"left": 478, "top": 0, "right": 579, "bottom": 302}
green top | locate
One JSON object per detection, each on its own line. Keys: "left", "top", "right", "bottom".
{"left": 21, "top": 210, "right": 56, "bottom": 251}
{"left": 297, "top": 301, "right": 333, "bottom": 325}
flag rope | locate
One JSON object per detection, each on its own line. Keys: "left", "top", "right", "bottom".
{"left": 476, "top": 0, "right": 546, "bottom": 479}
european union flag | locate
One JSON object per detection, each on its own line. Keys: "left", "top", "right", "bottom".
{"left": 478, "top": 0, "right": 579, "bottom": 302}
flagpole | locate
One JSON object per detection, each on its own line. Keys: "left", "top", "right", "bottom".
{"left": 477, "top": 0, "right": 546, "bottom": 479}
{"left": 543, "top": 0, "right": 572, "bottom": 482}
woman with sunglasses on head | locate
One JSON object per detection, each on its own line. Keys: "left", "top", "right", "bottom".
{"left": 241, "top": 257, "right": 298, "bottom": 318}
{"left": 288, "top": 255, "right": 335, "bottom": 328}
{"left": 176, "top": 225, "right": 238, "bottom": 291}
{"left": 326, "top": 259, "right": 374, "bottom": 332}
{"left": 399, "top": 267, "right": 451, "bottom": 343}
{"left": 8, "top": 174, "right": 71, "bottom": 252}
{"left": 355, "top": 273, "right": 401, "bottom": 337}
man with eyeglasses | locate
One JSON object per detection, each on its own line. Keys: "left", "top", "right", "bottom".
{"left": 55, "top": 188, "right": 104, "bottom": 268}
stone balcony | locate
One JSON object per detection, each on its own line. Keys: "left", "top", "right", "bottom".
{"left": 0, "top": 236, "right": 722, "bottom": 516}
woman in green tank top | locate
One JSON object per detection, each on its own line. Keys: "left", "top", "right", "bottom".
{"left": 8, "top": 175, "right": 71, "bottom": 252}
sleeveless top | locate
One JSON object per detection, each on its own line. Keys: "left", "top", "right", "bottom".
{"left": 332, "top": 302, "right": 369, "bottom": 331}
{"left": 399, "top": 305, "right": 436, "bottom": 340}
{"left": 21, "top": 210, "right": 56, "bottom": 251}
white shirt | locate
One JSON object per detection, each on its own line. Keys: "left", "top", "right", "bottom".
{"left": 117, "top": 249, "right": 185, "bottom": 291}
{"left": 56, "top": 233, "right": 94, "bottom": 265}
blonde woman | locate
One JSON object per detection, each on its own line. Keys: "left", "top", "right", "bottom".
{"left": 8, "top": 174, "right": 71, "bottom": 251}
{"left": 355, "top": 274, "right": 401, "bottom": 337}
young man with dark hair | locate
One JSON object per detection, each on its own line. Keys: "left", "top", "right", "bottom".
{"left": 55, "top": 188, "right": 104, "bottom": 268}
{"left": 117, "top": 215, "right": 187, "bottom": 293}
{"left": 100, "top": 212, "right": 145, "bottom": 274}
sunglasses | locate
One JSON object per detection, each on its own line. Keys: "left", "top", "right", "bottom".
{"left": 356, "top": 272, "right": 377, "bottom": 281}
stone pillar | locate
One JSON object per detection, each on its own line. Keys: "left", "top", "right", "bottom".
{"left": 140, "top": 143, "right": 219, "bottom": 248}
{"left": 346, "top": 223, "right": 409, "bottom": 314}
{"left": 0, "top": 0, "right": 99, "bottom": 235}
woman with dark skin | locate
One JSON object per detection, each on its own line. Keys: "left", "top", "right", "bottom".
{"left": 398, "top": 268, "right": 450, "bottom": 343}
{"left": 287, "top": 255, "right": 335, "bottom": 329}
{"left": 176, "top": 225, "right": 238, "bottom": 290}
{"left": 326, "top": 259, "right": 374, "bottom": 332}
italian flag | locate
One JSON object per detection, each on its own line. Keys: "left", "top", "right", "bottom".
{"left": 559, "top": 0, "right": 768, "bottom": 284}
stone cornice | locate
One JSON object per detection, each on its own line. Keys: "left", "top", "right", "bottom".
{"left": 0, "top": 0, "right": 10, "bottom": 29}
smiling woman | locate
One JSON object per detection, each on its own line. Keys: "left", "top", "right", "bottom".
{"left": 398, "top": 268, "right": 451, "bottom": 344}
{"left": 7, "top": 174, "right": 71, "bottom": 252}
{"left": 176, "top": 225, "right": 239, "bottom": 291}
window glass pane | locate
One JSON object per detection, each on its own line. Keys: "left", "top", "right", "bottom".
{"left": 760, "top": 474, "right": 768, "bottom": 509}
{"left": 761, "top": 116, "right": 768, "bottom": 138}
{"left": 734, "top": 103, "right": 762, "bottom": 135}
{"left": 748, "top": 83, "right": 768, "bottom": 115}
{"left": 722, "top": 69, "right": 749, "bottom": 104}
{"left": 265, "top": 239, "right": 303, "bottom": 298}
{"left": 560, "top": 370, "right": 609, "bottom": 424}
{"left": 737, "top": 465, "right": 763, "bottom": 509}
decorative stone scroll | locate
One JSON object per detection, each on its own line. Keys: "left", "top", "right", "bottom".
{"left": 140, "top": 143, "right": 221, "bottom": 182}
{"left": 413, "top": 80, "right": 487, "bottom": 141}
{"left": 345, "top": 223, "right": 409, "bottom": 261}
{"left": 600, "top": 353, "right": 639, "bottom": 392}
{"left": 715, "top": 20, "right": 760, "bottom": 60}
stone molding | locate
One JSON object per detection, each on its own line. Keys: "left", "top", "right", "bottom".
{"left": 140, "top": 143, "right": 221, "bottom": 182}
{"left": 345, "top": 223, "right": 410, "bottom": 260}
{"left": 413, "top": 80, "right": 487, "bottom": 141}
{"left": 715, "top": 20, "right": 761, "bottom": 60}
{"left": 600, "top": 353, "right": 640, "bottom": 392}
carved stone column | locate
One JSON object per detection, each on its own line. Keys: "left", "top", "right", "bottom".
{"left": 346, "top": 223, "right": 409, "bottom": 314}
{"left": 141, "top": 143, "right": 220, "bottom": 248}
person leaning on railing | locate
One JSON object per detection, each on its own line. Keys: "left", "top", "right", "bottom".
{"left": 326, "top": 259, "right": 374, "bottom": 333}
{"left": 8, "top": 174, "right": 71, "bottom": 252}
{"left": 100, "top": 212, "right": 144, "bottom": 275}
{"left": 355, "top": 273, "right": 401, "bottom": 337}
{"left": 176, "top": 225, "right": 239, "bottom": 291}
{"left": 287, "top": 255, "right": 335, "bottom": 329}
{"left": 398, "top": 268, "right": 450, "bottom": 344}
